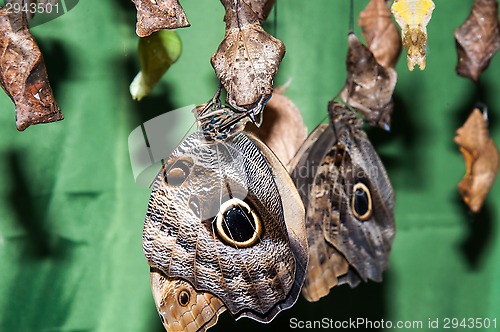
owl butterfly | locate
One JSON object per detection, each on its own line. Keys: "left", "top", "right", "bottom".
{"left": 455, "top": 108, "right": 499, "bottom": 213}
{"left": 391, "top": 0, "right": 435, "bottom": 71}
{"left": 143, "top": 94, "right": 308, "bottom": 331}
{"left": 131, "top": 0, "right": 190, "bottom": 37}
{"left": 454, "top": 0, "right": 500, "bottom": 82}
{"left": 289, "top": 102, "right": 395, "bottom": 302}
{"left": 0, "top": 2, "right": 63, "bottom": 131}
{"left": 211, "top": 0, "right": 285, "bottom": 123}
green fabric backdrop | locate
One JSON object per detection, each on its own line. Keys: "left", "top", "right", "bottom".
{"left": 0, "top": 0, "right": 499, "bottom": 331}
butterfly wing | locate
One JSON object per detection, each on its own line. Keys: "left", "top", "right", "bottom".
{"left": 322, "top": 115, "right": 395, "bottom": 284}
{"left": 144, "top": 131, "right": 306, "bottom": 325}
{"left": 291, "top": 109, "right": 395, "bottom": 301}
{"left": 290, "top": 124, "right": 350, "bottom": 302}
{"left": 246, "top": 132, "right": 308, "bottom": 319}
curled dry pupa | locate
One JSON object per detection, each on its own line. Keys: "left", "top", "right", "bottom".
{"left": 131, "top": 0, "right": 190, "bottom": 37}
{"left": 246, "top": 83, "right": 308, "bottom": 169}
{"left": 391, "top": 0, "right": 435, "bottom": 71}
{"left": 0, "top": 5, "right": 63, "bottom": 131}
{"left": 130, "top": 30, "right": 182, "bottom": 100}
{"left": 454, "top": 108, "right": 499, "bottom": 213}
{"left": 211, "top": 0, "right": 285, "bottom": 118}
{"left": 454, "top": 0, "right": 500, "bottom": 82}
{"left": 340, "top": 33, "right": 397, "bottom": 131}
{"left": 358, "top": 0, "right": 402, "bottom": 69}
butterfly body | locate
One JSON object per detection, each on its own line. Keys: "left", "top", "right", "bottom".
{"left": 290, "top": 103, "right": 395, "bottom": 302}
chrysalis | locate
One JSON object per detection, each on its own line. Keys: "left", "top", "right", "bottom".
{"left": 129, "top": 30, "right": 182, "bottom": 101}
{"left": 454, "top": 0, "right": 500, "bottom": 81}
{"left": 131, "top": 0, "right": 190, "bottom": 37}
{"left": 211, "top": 0, "right": 285, "bottom": 120}
{"left": 0, "top": 4, "right": 63, "bottom": 131}
{"left": 391, "top": 0, "right": 435, "bottom": 71}
{"left": 455, "top": 108, "right": 499, "bottom": 213}
{"left": 358, "top": 0, "right": 402, "bottom": 69}
{"left": 340, "top": 33, "right": 398, "bottom": 130}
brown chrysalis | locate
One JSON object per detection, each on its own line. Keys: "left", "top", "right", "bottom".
{"left": 246, "top": 83, "right": 307, "bottom": 169}
{"left": 454, "top": 0, "right": 500, "bottom": 81}
{"left": 131, "top": 0, "right": 190, "bottom": 37}
{"left": 211, "top": 0, "right": 285, "bottom": 118}
{"left": 340, "top": 33, "right": 397, "bottom": 130}
{"left": 455, "top": 108, "right": 499, "bottom": 212}
{"left": 358, "top": 0, "right": 402, "bottom": 69}
{"left": 0, "top": 4, "right": 63, "bottom": 131}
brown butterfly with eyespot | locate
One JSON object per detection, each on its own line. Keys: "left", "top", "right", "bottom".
{"left": 143, "top": 90, "right": 308, "bottom": 331}
{"left": 289, "top": 102, "right": 395, "bottom": 302}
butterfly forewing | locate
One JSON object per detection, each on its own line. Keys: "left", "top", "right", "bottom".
{"left": 144, "top": 128, "right": 307, "bottom": 324}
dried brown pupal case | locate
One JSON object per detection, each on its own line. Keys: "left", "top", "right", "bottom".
{"left": 454, "top": 0, "right": 500, "bottom": 81}
{"left": 290, "top": 103, "right": 395, "bottom": 302}
{"left": 0, "top": 5, "right": 63, "bottom": 131}
{"left": 131, "top": 0, "right": 190, "bottom": 37}
{"left": 358, "top": 0, "right": 402, "bottom": 69}
{"left": 246, "top": 84, "right": 307, "bottom": 169}
{"left": 340, "top": 33, "right": 397, "bottom": 131}
{"left": 455, "top": 108, "right": 499, "bottom": 213}
{"left": 211, "top": 0, "right": 285, "bottom": 117}
{"left": 150, "top": 268, "right": 226, "bottom": 332}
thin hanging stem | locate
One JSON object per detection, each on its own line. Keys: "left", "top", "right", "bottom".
{"left": 348, "top": 0, "right": 354, "bottom": 33}
{"left": 273, "top": 0, "right": 278, "bottom": 37}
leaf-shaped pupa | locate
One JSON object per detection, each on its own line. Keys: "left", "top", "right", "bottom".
{"left": 454, "top": 0, "right": 500, "bottom": 82}
{"left": 245, "top": 0, "right": 275, "bottom": 21}
{"left": 340, "top": 33, "right": 397, "bottom": 131}
{"left": 0, "top": 5, "right": 63, "bottom": 131}
{"left": 455, "top": 108, "right": 499, "bottom": 213}
{"left": 246, "top": 83, "right": 307, "bottom": 169}
{"left": 358, "top": 0, "right": 402, "bottom": 69}
{"left": 130, "top": 30, "right": 182, "bottom": 100}
{"left": 391, "top": 0, "right": 435, "bottom": 71}
{"left": 131, "top": 0, "right": 190, "bottom": 37}
{"left": 211, "top": 0, "right": 285, "bottom": 117}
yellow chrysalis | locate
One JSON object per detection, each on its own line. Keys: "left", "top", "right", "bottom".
{"left": 391, "top": 0, "right": 435, "bottom": 71}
